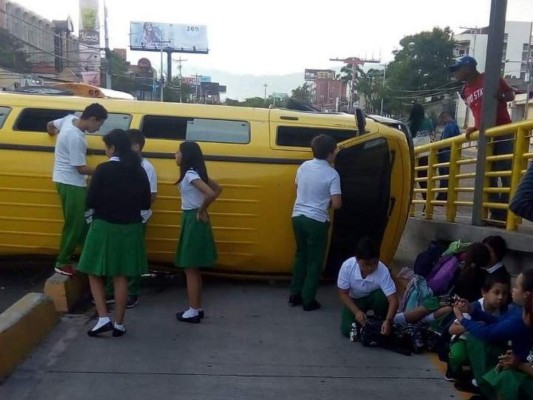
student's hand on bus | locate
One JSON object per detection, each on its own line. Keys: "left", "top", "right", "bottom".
{"left": 465, "top": 127, "right": 476, "bottom": 140}
{"left": 381, "top": 320, "right": 392, "bottom": 336}
{"left": 355, "top": 311, "right": 366, "bottom": 326}
{"left": 197, "top": 209, "right": 209, "bottom": 223}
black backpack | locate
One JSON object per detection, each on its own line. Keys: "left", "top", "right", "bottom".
{"left": 413, "top": 241, "right": 444, "bottom": 278}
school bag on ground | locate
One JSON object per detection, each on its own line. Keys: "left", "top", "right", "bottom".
{"left": 399, "top": 275, "right": 434, "bottom": 313}
{"left": 413, "top": 241, "right": 444, "bottom": 278}
{"left": 426, "top": 255, "right": 462, "bottom": 296}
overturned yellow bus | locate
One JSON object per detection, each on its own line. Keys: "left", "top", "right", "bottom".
{"left": 0, "top": 93, "right": 412, "bottom": 276}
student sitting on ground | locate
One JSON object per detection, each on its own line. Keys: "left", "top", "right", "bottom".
{"left": 481, "top": 235, "right": 510, "bottom": 286}
{"left": 394, "top": 243, "right": 491, "bottom": 327}
{"left": 447, "top": 274, "right": 510, "bottom": 382}
{"left": 451, "top": 269, "right": 533, "bottom": 398}
{"left": 337, "top": 237, "right": 399, "bottom": 338}
{"left": 479, "top": 289, "right": 533, "bottom": 400}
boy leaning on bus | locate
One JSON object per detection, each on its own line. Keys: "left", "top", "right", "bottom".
{"left": 289, "top": 134, "right": 342, "bottom": 311}
{"left": 48, "top": 103, "right": 108, "bottom": 276}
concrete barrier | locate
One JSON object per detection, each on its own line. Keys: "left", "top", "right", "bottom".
{"left": 0, "top": 293, "right": 58, "bottom": 381}
{"left": 44, "top": 272, "right": 88, "bottom": 313}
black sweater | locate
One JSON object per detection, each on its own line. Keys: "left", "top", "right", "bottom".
{"left": 87, "top": 161, "right": 151, "bottom": 224}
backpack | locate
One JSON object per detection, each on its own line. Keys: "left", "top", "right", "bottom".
{"left": 399, "top": 275, "right": 434, "bottom": 313}
{"left": 413, "top": 241, "right": 444, "bottom": 278}
{"left": 426, "top": 255, "right": 461, "bottom": 296}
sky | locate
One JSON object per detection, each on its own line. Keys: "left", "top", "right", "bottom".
{"left": 9, "top": 0, "right": 533, "bottom": 78}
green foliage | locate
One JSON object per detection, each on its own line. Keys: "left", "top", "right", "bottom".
{"left": 290, "top": 82, "right": 312, "bottom": 104}
{"left": 0, "top": 29, "right": 30, "bottom": 72}
{"left": 109, "top": 51, "right": 136, "bottom": 93}
{"left": 223, "top": 97, "right": 271, "bottom": 108}
{"left": 385, "top": 27, "right": 458, "bottom": 115}
{"left": 164, "top": 76, "right": 193, "bottom": 102}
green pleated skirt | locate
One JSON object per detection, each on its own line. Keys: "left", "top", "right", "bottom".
{"left": 77, "top": 219, "right": 148, "bottom": 277}
{"left": 480, "top": 367, "right": 533, "bottom": 400}
{"left": 174, "top": 209, "right": 217, "bottom": 268}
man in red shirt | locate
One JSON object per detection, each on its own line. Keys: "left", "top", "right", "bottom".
{"left": 449, "top": 56, "right": 515, "bottom": 221}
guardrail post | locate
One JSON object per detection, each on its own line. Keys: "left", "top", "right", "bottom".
{"left": 446, "top": 142, "right": 460, "bottom": 221}
{"left": 507, "top": 127, "right": 528, "bottom": 230}
{"left": 425, "top": 148, "right": 436, "bottom": 219}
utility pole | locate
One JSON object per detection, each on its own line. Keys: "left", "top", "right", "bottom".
{"left": 103, "top": 0, "right": 111, "bottom": 89}
{"left": 173, "top": 57, "right": 187, "bottom": 102}
{"left": 330, "top": 57, "right": 379, "bottom": 112}
{"left": 471, "top": 0, "right": 507, "bottom": 226}
{"left": 264, "top": 83, "right": 268, "bottom": 104}
{"left": 380, "top": 63, "right": 387, "bottom": 116}
{"left": 525, "top": 22, "right": 532, "bottom": 120}
{"left": 154, "top": 40, "right": 171, "bottom": 102}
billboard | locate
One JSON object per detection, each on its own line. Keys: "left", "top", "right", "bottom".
{"left": 79, "top": 0, "right": 100, "bottom": 86}
{"left": 79, "top": 0, "right": 100, "bottom": 45}
{"left": 304, "top": 69, "right": 335, "bottom": 81}
{"left": 130, "top": 22, "right": 208, "bottom": 53}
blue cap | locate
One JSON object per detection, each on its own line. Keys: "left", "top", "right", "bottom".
{"left": 449, "top": 56, "right": 477, "bottom": 72}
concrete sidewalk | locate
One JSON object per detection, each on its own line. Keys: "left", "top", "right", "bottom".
{"left": 0, "top": 280, "right": 458, "bottom": 400}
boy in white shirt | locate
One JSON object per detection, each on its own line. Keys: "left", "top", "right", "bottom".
{"left": 337, "top": 237, "right": 399, "bottom": 337}
{"left": 289, "top": 134, "right": 342, "bottom": 311}
{"left": 48, "top": 104, "right": 108, "bottom": 276}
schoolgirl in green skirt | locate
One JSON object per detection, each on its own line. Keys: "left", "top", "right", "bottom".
{"left": 77, "top": 129, "right": 151, "bottom": 337}
{"left": 174, "top": 141, "right": 222, "bottom": 323}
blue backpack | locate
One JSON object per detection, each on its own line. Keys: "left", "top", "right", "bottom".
{"left": 399, "top": 275, "right": 434, "bottom": 313}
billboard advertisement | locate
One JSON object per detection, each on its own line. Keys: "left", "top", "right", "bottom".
{"left": 79, "top": 0, "right": 100, "bottom": 45}
{"left": 130, "top": 22, "right": 208, "bottom": 53}
{"left": 79, "top": 0, "right": 100, "bottom": 85}
{"left": 304, "top": 69, "right": 335, "bottom": 81}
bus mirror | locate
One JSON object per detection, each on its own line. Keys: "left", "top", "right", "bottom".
{"left": 355, "top": 108, "right": 366, "bottom": 135}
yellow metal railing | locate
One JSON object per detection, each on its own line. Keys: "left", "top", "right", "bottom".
{"left": 411, "top": 120, "right": 533, "bottom": 231}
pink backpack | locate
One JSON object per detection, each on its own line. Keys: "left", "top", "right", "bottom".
{"left": 425, "top": 255, "right": 461, "bottom": 296}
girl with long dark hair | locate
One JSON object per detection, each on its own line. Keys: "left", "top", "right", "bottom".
{"left": 174, "top": 141, "right": 222, "bottom": 323}
{"left": 77, "top": 129, "right": 151, "bottom": 337}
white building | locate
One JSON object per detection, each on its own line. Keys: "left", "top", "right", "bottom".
{"left": 453, "top": 21, "right": 533, "bottom": 126}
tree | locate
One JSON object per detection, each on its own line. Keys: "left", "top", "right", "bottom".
{"left": 385, "top": 27, "right": 459, "bottom": 115}
{"left": 357, "top": 68, "right": 386, "bottom": 114}
{"left": 164, "top": 76, "right": 193, "bottom": 102}
{"left": 108, "top": 50, "right": 136, "bottom": 94}
{"left": 291, "top": 83, "right": 312, "bottom": 104}
{"left": 223, "top": 97, "right": 271, "bottom": 108}
{"left": 0, "top": 29, "right": 30, "bottom": 72}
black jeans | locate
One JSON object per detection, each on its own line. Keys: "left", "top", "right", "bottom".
{"left": 489, "top": 137, "right": 513, "bottom": 220}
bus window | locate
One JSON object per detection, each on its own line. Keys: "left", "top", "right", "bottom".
{"left": 276, "top": 126, "right": 356, "bottom": 147}
{"left": 142, "top": 115, "right": 189, "bottom": 140}
{"left": 0, "top": 107, "right": 11, "bottom": 129}
{"left": 74, "top": 112, "right": 132, "bottom": 135}
{"left": 142, "top": 115, "right": 250, "bottom": 143}
{"left": 186, "top": 119, "right": 249, "bottom": 144}
{"left": 14, "top": 108, "right": 75, "bottom": 132}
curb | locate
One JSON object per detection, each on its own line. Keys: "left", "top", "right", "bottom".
{"left": 0, "top": 293, "right": 58, "bottom": 381}
{"left": 44, "top": 272, "right": 88, "bottom": 313}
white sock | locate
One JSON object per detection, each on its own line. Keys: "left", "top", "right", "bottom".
{"left": 114, "top": 322, "right": 126, "bottom": 332}
{"left": 422, "top": 313, "right": 435, "bottom": 323}
{"left": 182, "top": 308, "right": 199, "bottom": 318}
{"left": 394, "top": 313, "right": 407, "bottom": 325}
{"left": 91, "top": 316, "right": 111, "bottom": 331}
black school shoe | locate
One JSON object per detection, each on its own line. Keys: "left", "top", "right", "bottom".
{"left": 454, "top": 380, "right": 480, "bottom": 394}
{"left": 303, "top": 300, "right": 321, "bottom": 311}
{"left": 112, "top": 327, "right": 127, "bottom": 337}
{"left": 288, "top": 294, "right": 303, "bottom": 306}
{"left": 176, "top": 311, "right": 201, "bottom": 323}
{"left": 87, "top": 321, "right": 113, "bottom": 337}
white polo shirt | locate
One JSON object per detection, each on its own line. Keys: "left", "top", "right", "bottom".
{"left": 292, "top": 158, "right": 341, "bottom": 222}
{"left": 337, "top": 257, "right": 397, "bottom": 299}
{"left": 52, "top": 115, "right": 88, "bottom": 187}
{"left": 179, "top": 169, "right": 204, "bottom": 210}
{"left": 140, "top": 158, "right": 158, "bottom": 223}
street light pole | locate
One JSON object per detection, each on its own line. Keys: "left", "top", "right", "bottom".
{"left": 264, "top": 83, "right": 268, "bottom": 105}
{"left": 525, "top": 22, "right": 532, "bottom": 120}
{"left": 154, "top": 40, "right": 171, "bottom": 102}
{"left": 380, "top": 64, "right": 387, "bottom": 116}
